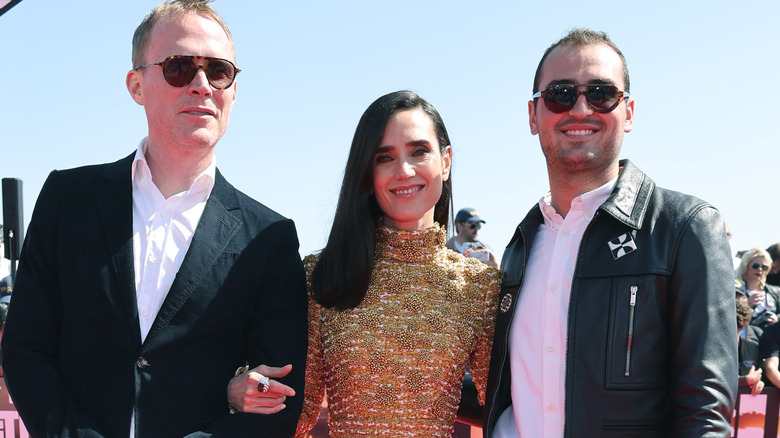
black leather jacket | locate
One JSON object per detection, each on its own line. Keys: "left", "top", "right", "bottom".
{"left": 484, "top": 160, "right": 737, "bottom": 437}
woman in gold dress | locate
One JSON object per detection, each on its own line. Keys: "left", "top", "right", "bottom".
{"left": 230, "top": 90, "right": 501, "bottom": 437}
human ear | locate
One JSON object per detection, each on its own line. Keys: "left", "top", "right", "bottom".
{"left": 126, "top": 70, "right": 144, "bottom": 105}
{"left": 528, "top": 100, "right": 539, "bottom": 135}
{"left": 440, "top": 145, "right": 452, "bottom": 181}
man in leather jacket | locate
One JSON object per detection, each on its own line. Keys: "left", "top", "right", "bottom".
{"left": 483, "top": 28, "right": 737, "bottom": 437}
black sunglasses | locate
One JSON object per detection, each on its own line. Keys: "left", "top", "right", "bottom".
{"left": 134, "top": 55, "right": 240, "bottom": 90}
{"left": 752, "top": 262, "right": 770, "bottom": 271}
{"left": 532, "top": 83, "right": 629, "bottom": 114}
{"left": 463, "top": 222, "right": 481, "bottom": 230}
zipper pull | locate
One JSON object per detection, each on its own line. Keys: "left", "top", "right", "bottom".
{"left": 630, "top": 285, "right": 637, "bottom": 307}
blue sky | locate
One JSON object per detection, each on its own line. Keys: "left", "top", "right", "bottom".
{"left": 1, "top": 1, "right": 778, "bottom": 261}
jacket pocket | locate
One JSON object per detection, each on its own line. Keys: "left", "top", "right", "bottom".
{"left": 602, "top": 420, "right": 664, "bottom": 437}
{"left": 605, "top": 277, "right": 668, "bottom": 389}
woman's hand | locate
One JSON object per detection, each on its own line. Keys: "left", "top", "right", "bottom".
{"left": 227, "top": 364, "right": 296, "bottom": 414}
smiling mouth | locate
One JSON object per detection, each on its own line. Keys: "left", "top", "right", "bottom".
{"left": 391, "top": 186, "right": 423, "bottom": 196}
{"left": 563, "top": 129, "right": 596, "bottom": 136}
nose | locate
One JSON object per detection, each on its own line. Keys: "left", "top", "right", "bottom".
{"left": 188, "top": 68, "right": 213, "bottom": 96}
{"left": 568, "top": 90, "right": 593, "bottom": 117}
{"left": 396, "top": 159, "right": 415, "bottom": 179}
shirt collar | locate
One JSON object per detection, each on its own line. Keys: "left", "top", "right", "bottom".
{"left": 539, "top": 176, "right": 618, "bottom": 225}
{"left": 131, "top": 137, "right": 217, "bottom": 200}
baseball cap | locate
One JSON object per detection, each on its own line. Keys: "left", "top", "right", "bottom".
{"left": 455, "top": 208, "right": 485, "bottom": 224}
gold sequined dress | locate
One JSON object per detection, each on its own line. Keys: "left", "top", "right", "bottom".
{"left": 296, "top": 224, "right": 501, "bottom": 437}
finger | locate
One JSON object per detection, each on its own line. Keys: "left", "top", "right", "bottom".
{"left": 246, "top": 394, "right": 287, "bottom": 408}
{"left": 266, "top": 380, "right": 295, "bottom": 396}
{"left": 243, "top": 403, "right": 287, "bottom": 415}
{"left": 251, "top": 378, "right": 295, "bottom": 397}
{"left": 252, "top": 364, "right": 293, "bottom": 379}
{"left": 247, "top": 372, "right": 296, "bottom": 396}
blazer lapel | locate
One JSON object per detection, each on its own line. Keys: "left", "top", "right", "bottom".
{"left": 142, "top": 170, "right": 241, "bottom": 348}
{"left": 94, "top": 153, "right": 142, "bottom": 345}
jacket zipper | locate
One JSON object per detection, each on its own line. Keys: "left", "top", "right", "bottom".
{"left": 625, "top": 285, "right": 637, "bottom": 376}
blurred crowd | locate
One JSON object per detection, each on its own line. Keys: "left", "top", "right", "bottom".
{"left": 734, "top": 242, "right": 780, "bottom": 395}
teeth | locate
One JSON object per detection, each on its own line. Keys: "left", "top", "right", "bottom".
{"left": 565, "top": 129, "right": 595, "bottom": 136}
{"left": 393, "top": 187, "right": 421, "bottom": 195}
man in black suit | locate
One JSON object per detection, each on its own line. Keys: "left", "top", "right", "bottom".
{"left": 1, "top": 1, "right": 307, "bottom": 437}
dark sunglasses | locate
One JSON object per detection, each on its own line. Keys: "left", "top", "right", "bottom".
{"left": 752, "top": 262, "right": 770, "bottom": 271}
{"left": 532, "top": 83, "right": 629, "bottom": 113}
{"left": 463, "top": 222, "right": 481, "bottom": 230}
{"left": 134, "top": 55, "right": 240, "bottom": 90}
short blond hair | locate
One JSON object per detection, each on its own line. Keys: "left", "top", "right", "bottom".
{"left": 131, "top": 0, "right": 234, "bottom": 67}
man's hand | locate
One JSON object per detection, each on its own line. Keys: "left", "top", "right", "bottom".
{"left": 746, "top": 366, "right": 765, "bottom": 396}
{"left": 227, "top": 364, "right": 296, "bottom": 414}
{"left": 464, "top": 248, "right": 499, "bottom": 269}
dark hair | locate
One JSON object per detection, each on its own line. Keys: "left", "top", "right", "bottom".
{"left": 768, "top": 243, "right": 780, "bottom": 262}
{"left": 311, "top": 90, "right": 453, "bottom": 310}
{"left": 532, "top": 28, "right": 630, "bottom": 94}
{"left": 736, "top": 299, "right": 753, "bottom": 329}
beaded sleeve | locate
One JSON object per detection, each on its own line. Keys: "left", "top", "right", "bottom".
{"left": 463, "top": 259, "right": 502, "bottom": 404}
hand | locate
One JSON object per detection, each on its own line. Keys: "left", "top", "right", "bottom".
{"left": 750, "top": 291, "right": 765, "bottom": 307}
{"left": 485, "top": 248, "right": 499, "bottom": 269}
{"left": 465, "top": 248, "right": 499, "bottom": 269}
{"left": 227, "top": 364, "right": 295, "bottom": 414}
{"left": 766, "top": 314, "right": 779, "bottom": 325}
{"left": 747, "top": 366, "right": 765, "bottom": 396}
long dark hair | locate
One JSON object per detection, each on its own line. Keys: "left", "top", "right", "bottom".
{"left": 311, "top": 90, "right": 453, "bottom": 310}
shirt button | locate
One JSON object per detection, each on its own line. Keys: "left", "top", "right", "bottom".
{"left": 549, "top": 284, "right": 557, "bottom": 293}
{"left": 561, "top": 229, "right": 570, "bottom": 237}
{"left": 547, "top": 345, "right": 555, "bottom": 352}
{"left": 547, "top": 404, "right": 555, "bottom": 412}
{"left": 136, "top": 357, "right": 149, "bottom": 368}
{"left": 149, "top": 255, "right": 159, "bottom": 264}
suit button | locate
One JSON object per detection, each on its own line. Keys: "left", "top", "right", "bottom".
{"left": 136, "top": 357, "right": 149, "bottom": 368}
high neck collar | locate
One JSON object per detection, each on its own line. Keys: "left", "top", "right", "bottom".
{"left": 376, "top": 223, "right": 447, "bottom": 263}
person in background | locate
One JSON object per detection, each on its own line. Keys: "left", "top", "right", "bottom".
{"left": 229, "top": 90, "right": 501, "bottom": 437}
{"left": 446, "top": 208, "right": 499, "bottom": 268}
{"left": 482, "top": 28, "right": 736, "bottom": 437}
{"left": 1, "top": 1, "right": 307, "bottom": 436}
{"left": 766, "top": 243, "right": 780, "bottom": 287}
{"left": 738, "top": 247, "right": 780, "bottom": 329}
{"left": 736, "top": 291, "right": 764, "bottom": 395}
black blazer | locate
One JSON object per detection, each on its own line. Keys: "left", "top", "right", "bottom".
{"left": 2, "top": 153, "right": 308, "bottom": 437}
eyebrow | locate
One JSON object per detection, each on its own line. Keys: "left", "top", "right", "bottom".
{"left": 376, "top": 140, "right": 432, "bottom": 153}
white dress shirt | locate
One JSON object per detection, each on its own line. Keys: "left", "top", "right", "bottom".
{"left": 131, "top": 139, "right": 216, "bottom": 342}
{"left": 493, "top": 178, "right": 616, "bottom": 438}
{"left": 129, "top": 139, "right": 215, "bottom": 437}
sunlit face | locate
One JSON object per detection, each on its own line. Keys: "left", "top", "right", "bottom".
{"left": 529, "top": 43, "right": 634, "bottom": 179}
{"left": 373, "top": 108, "right": 452, "bottom": 230}
{"left": 747, "top": 256, "right": 771, "bottom": 282}
{"left": 456, "top": 221, "right": 480, "bottom": 241}
{"left": 126, "top": 13, "right": 236, "bottom": 154}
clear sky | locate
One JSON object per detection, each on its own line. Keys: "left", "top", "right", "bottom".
{"left": 1, "top": 0, "right": 778, "bottom": 262}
